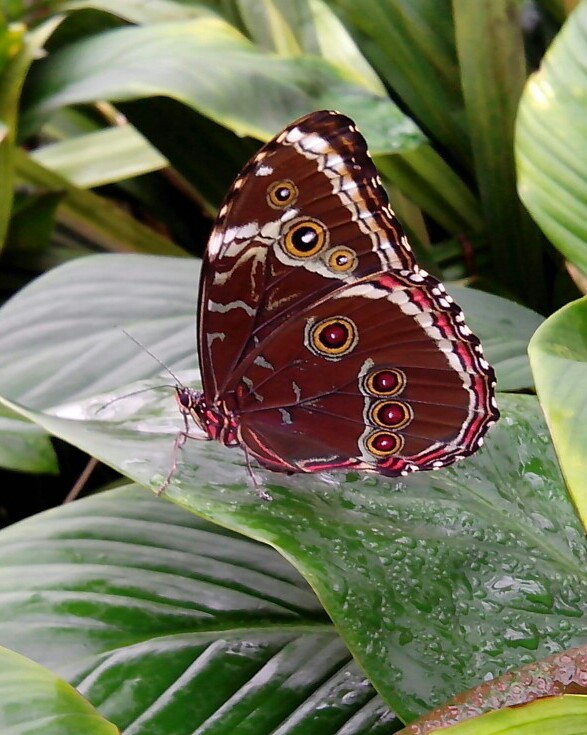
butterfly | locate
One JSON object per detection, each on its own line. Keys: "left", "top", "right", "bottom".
{"left": 171, "top": 110, "right": 499, "bottom": 487}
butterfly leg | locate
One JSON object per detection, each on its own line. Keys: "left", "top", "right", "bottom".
{"left": 157, "top": 414, "right": 207, "bottom": 495}
{"left": 242, "top": 444, "right": 272, "bottom": 501}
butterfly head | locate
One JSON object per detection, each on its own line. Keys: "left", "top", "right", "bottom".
{"left": 174, "top": 386, "right": 239, "bottom": 447}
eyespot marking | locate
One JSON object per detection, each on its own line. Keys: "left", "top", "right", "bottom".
{"left": 324, "top": 246, "right": 357, "bottom": 274}
{"left": 369, "top": 400, "right": 413, "bottom": 430}
{"left": 305, "top": 316, "right": 358, "bottom": 360}
{"left": 365, "top": 430, "right": 403, "bottom": 458}
{"left": 363, "top": 368, "right": 406, "bottom": 397}
{"left": 267, "top": 179, "right": 298, "bottom": 209}
{"left": 282, "top": 217, "right": 328, "bottom": 258}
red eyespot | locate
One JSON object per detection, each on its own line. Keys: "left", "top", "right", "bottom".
{"left": 306, "top": 316, "right": 358, "bottom": 359}
{"left": 370, "top": 400, "right": 413, "bottom": 429}
{"left": 365, "top": 430, "right": 403, "bottom": 457}
{"left": 364, "top": 368, "right": 406, "bottom": 397}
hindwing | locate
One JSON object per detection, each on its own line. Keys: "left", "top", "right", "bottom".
{"left": 225, "top": 270, "right": 498, "bottom": 475}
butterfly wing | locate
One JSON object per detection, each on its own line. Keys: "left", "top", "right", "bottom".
{"left": 225, "top": 270, "right": 498, "bottom": 475}
{"left": 198, "top": 110, "right": 415, "bottom": 402}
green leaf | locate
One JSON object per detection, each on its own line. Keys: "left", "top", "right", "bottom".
{"left": 238, "top": 0, "right": 387, "bottom": 95}
{"left": 376, "top": 145, "right": 483, "bottom": 235}
{"left": 528, "top": 296, "right": 587, "bottom": 529}
{"left": 22, "top": 16, "right": 423, "bottom": 155}
{"left": 3, "top": 384, "right": 587, "bottom": 721}
{"left": 453, "top": 0, "right": 547, "bottom": 310}
{"left": 0, "top": 404, "right": 57, "bottom": 474}
{"left": 516, "top": 0, "right": 587, "bottom": 275}
{"left": 0, "top": 254, "right": 198, "bottom": 408}
{"left": 0, "top": 646, "right": 119, "bottom": 735}
{"left": 0, "top": 20, "right": 56, "bottom": 253}
{"left": 0, "top": 484, "right": 397, "bottom": 734}
{"left": 333, "top": 0, "right": 472, "bottom": 168}
{"left": 31, "top": 125, "right": 168, "bottom": 188}
{"left": 64, "top": 0, "right": 220, "bottom": 24}
{"left": 237, "top": 0, "right": 305, "bottom": 54}
{"left": 14, "top": 149, "right": 187, "bottom": 257}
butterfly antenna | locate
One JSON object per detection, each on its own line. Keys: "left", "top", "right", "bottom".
{"left": 120, "top": 328, "right": 184, "bottom": 386}
{"left": 96, "top": 383, "right": 176, "bottom": 414}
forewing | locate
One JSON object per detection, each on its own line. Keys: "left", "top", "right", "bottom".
{"left": 198, "top": 110, "right": 415, "bottom": 400}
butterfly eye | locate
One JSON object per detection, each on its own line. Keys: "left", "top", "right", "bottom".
{"left": 365, "top": 430, "right": 404, "bottom": 458}
{"left": 369, "top": 400, "right": 413, "bottom": 430}
{"left": 325, "top": 247, "right": 357, "bottom": 274}
{"left": 282, "top": 218, "right": 328, "bottom": 258}
{"left": 176, "top": 388, "right": 193, "bottom": 411}
{"left": 364, "top": 368, "right": 406, "bottom": 397}
{"left": 267, "top": 179, "right": 298, "bottom": 208}
{"left": 305, "top": 315, "right": 358, "bottom": 359}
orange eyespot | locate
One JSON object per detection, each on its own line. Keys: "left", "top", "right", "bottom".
{"left": 267, "top": 179, "right": 298, "bottom": 209}
{"left": 369, "top": 400, "right": 413, "bottom": 430}
{"left": 283, "top": 218, "right": 327, "bottom": 258}
{"left": 306, "top": 316, "right": 358, "bottom": 359}
{"left": 325, "top": 247, "right": 357, "bottom": 273}
{"left": 365, "top": 430, "right": 403, "bottom": 457}
{"left": 364, "top": 368, "right": 406, "bottom": 397}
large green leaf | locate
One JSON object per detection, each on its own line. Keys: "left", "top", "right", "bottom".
{"left": 64, "top": 0, "right": 220, "bottom": 24}
{"left": 22, "top": 16, "right": 422, "bottom": 155}
{"left": 0, "top": 646, "right": 118, "bottom": 735}
{"left": 0, "top": 255, "right": 584, "bottom": 722}
{"left": 0, "top": 255, "right": 197, "bottom": 408}
{"left": 236, "top": 0, "right": 387, "bottom": 95}
{"left": 516, "top": 0, "right": 587, "bottom": 275}
{"left": 2, "top": 381, "right": 586, "bottom": 721}
{"left": 0, "top": 484, "right": 398, "bottom": 734}
{"left": 528, "top": 297, "right": 587, "bottom": 529}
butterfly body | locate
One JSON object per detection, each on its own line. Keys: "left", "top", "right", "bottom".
{"left": 176, "top": 387, "right": 240, "bottom": 447}
{"left": 187, "top": 110, "right": 499, "bottom": 478}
